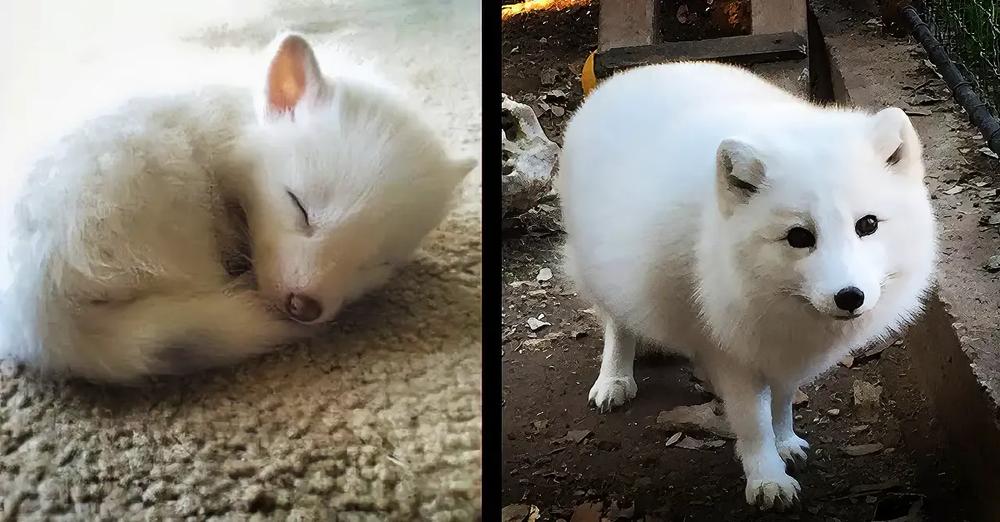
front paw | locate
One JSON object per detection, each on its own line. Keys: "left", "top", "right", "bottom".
{"left": 776, "top": 433, "right": 809, "bottom": 470}
{"left": 745, "top": 473, "right": 801, "bottom": 510}
{"left": 588, "top": 375, "right": 637, "bottom": 412}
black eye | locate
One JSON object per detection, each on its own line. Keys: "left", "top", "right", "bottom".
{"left": 786, "top": 227, "right": 815, "bottom": 248}
{"left": 287, "top": 190, "right": 310, "bottom": 227}
{"left": 856, "top": 215, "right": 878, "bottom": 237}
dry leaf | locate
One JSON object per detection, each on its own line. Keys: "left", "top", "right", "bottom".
{"left": 656, "top": 401, "right": 735, "bottom": 439}
{"left": 842, "top": 443, "right": 884, "bottom": 456}
{"left": 527, "top": 317, "right": 551, "bottom": 331}
{"left": 558, "top": 429, "right": 593, "bottom": 444}
{"left": 794, "top": 388, "right": 809, "bottom": 406}
{"left": 570, "top": 502, "right": 603, "bottom": 522}
{"left": 664, "top": 432, "right": 683, "bottom": 447}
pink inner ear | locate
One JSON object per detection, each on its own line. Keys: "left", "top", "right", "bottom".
{"left": 267, "top": 37, "right": 311, "bottom": 115}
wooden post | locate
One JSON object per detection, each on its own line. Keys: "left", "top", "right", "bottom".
{"left": 598, "top": 0, "right": 660, "bottom": 52}
{"left": 751, "top": 0, "right": 808, "bottom": 36}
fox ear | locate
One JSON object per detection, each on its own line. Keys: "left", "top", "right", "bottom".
{"left": 261, "top": 32, "right": 328, "bottom": 120}
{"left": 716, "top": 138, "right": 766, "bottom": 215}
{"left": 871, "top": 107, "right": 922, "bottom": 175}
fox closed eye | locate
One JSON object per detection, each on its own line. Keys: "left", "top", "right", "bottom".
{"left": 287, "top": 190, "right": 311, "bottom": 228}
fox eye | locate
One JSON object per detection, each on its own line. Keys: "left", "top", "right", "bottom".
{"left": 856, "top": 215, "right": 878, "bottom": 237}
{"left": 287, "top": 190, "right": 310, "bottom": 227}
{"left": 786, "top": 227, "right": 815, "bottom": 248}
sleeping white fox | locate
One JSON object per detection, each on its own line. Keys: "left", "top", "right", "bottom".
{"left": 0, "top": 32, "right": 475, "bottom": 382}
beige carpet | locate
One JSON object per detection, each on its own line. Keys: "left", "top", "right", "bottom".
{"left": 0, "top": 1, "right": 482, "bottom": 520}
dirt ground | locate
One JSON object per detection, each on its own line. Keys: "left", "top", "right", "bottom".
{"left": 501, "top": 2, "right": 974, "bottom": 520}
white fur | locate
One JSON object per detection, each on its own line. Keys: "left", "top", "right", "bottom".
{"left": 558, "top": 62, "right": 936, "bottom": 508}
{"left": 0, "top": 32, "right": 475, "bottom": 382}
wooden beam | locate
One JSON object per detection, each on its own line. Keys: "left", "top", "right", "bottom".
{"left": 593, "top": 31, "right": 808, "bottom": 79}
{"left": 751, "top": 0, "right": 807, "bottom": 36}
{"left": 598, "top": 0, "right": 659, "bottom": 52}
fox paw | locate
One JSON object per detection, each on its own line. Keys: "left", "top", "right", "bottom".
{"left": 588, "top": 375, "right": 637, "bottom": 412}
{"left": 745, "top": 473, "right": 801, "bottom": 510}
{"left": 776, "top": 434, "right": 810, "bottom": 470}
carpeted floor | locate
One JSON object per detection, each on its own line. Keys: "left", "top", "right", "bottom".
{"left": 0, "top": 1, "right": 482, "bottom": 520}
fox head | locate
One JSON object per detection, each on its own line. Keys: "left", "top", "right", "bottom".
{"left": 239, "top": 32, "right": 475, "bottom": 324}
{"left": 712, "top": 107, "right": 936, "bottom": 322}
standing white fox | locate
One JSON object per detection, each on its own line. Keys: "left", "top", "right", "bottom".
{"left": 0, "top": 33, "right": 475, "bottom": 382}
{"left": 558, "top": 62, "right": 936, "bottom": 508}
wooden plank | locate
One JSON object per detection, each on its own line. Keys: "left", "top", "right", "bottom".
{"left": 593, "top": 31, "right": 807, "bottom": 79}
{"left": 751, "top": 0, "right": 807, "bottom": 36}
{"left": 598, "top": 0, "right": 659, "bottom": 52}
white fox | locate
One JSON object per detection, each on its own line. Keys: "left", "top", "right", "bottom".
{"left": 0, "top": 32, "right": 475, "bottom": 382}
{"left": 558, "top": 62, "right": 936, "bottom": 508}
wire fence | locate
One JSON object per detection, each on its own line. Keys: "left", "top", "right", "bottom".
{"left": 919, "top": 0, "right": 1000, "bottom": 116}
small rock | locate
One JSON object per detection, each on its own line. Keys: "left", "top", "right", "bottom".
{"left": 842, "top": 442, "right": 884, "bottom": 456}
{"left": 502, "top": 504, "right": 533, "bottom": 522}
{"left": 550, "top": 106, "right": 566, "bottom": 117}
{"left": 537, "top": 267, "right": 553, "bottom": 282}
{"left": 531, "top": 420, "right": 550, "bottom": 430}
{"left": 839, "top": 355, "right": 855, "bottom": 368}
{"left": 828, "top": 408, "right": 841, "bottom": 416}
{"left": 664, "top": 432, "right": 683, "bottom": 447}
{"left": 793, "top": 388, "right": 809, "bottom": 406}
{"left": 985, "top": 255, "right": 1000, "bottom": 273}
{"left": 944, "top": 185, "right": 965, "bottom": 195}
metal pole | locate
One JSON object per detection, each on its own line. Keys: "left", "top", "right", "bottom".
{"left": 902, "top": 5, "right": 1000, "bottom": 156}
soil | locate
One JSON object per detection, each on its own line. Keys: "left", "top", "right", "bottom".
{"left": 501, "top": 2, "right": 974, "bottom": 520}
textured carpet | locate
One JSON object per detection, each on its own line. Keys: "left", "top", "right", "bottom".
{"left": 0, "top": 1, "right": 482, "bottom": 520}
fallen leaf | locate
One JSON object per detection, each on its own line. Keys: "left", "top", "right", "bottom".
{"left": 540, "top": 68, "right": 558, "bottom": 86}
{"left": 550, "top": 106, "right": 566, "bottom": 117}
{"left": 656, "top": 401, "right": 735, "bottom": 439}
{"left": 536, "top": 267, "right": 553, "bottom": 282}
{"left": 569, "top": 502, "right": 602, "bottom": 522}
{"left": 527, "top": 317, "right": 551, "bottom": 331}
{"left": 676, "top": 4, "right": 691, "bottom": 23}
{"left": 980, "top": 147, "right": 999, "bottom": 159}
{"left": 850, "top": 478, "right": 900, "bottom": 495}
{"left": 557, "top": 429, "right": 593, "bottom": 444}
{"left": 904, "top": 108, "right": 932, "bottom": 116}
{"left": 664, "top": 432, "right": 683, "bottom": 447}
{"left": 502, "top": 504, "right": 535, "bottom": 522}
{"left": 944, "top": 186, "right": 965, "bottom": 195}
{"left": 853, "top": 379, "right": 883, "bottom": 422}
{"left": 828, "top": 408, "right": 841, "bottom": 416}
{"left": 794, "top": 388, "right": 809, "bottom": 406}
{"left": 851, "top": 424, "right": 870, "bottom": 433}
{"left": 842, "top": 442, "right": 884, "bottom": 456}
{"left": 674, "top": 435, "right": 706, "bottom": 450}
{"left": 531, "top": 420, "right": 550, "bottom": 430}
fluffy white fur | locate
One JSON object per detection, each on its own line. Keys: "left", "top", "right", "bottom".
{"left": 558, "top": 62, "right": 937, "bottom": 509}
{"left": 0, "top": 32, "right": 474, "bottom": 382}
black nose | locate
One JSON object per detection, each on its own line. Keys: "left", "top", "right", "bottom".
{"left": 834, "top": 286, "right": 865, "bottom": 312}
{"left": 286, "top": 293, "right": 322, "bottom": 322}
